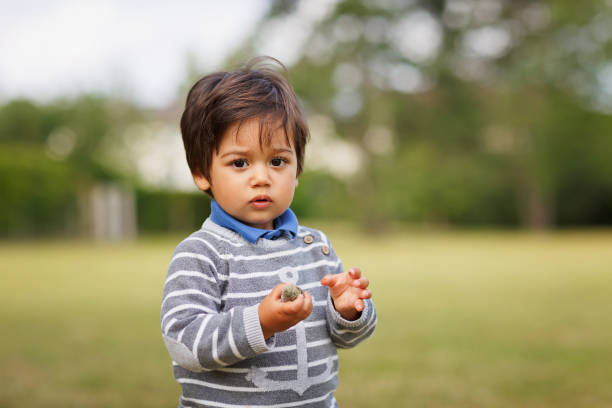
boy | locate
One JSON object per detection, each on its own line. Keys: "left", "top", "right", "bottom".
{"left": 161, "top": 57, "right": 377, "bottom": 408}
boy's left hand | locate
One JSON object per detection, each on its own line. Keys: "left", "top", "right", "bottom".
{"left": 320, "top": 267, "right": 372, "bottom": 321}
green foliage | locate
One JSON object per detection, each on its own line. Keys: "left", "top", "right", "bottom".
{"left": 291, "top": 170, "right": 354, "bottom": 220}
{"left": 0, "top": 145, "right": 77, "bottom": 236}
{"left": 371, "top": 146, "right": 518, "bottom": 225}
{"left": 136, "top": 189, "right": 211, "bottom": 233}
{"left": 0, "top": 96, "right": 145, "bottom": 236}
{"left": 0, "top": 100, "right": 53, "bottom": 144}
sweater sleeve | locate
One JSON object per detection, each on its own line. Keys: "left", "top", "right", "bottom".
{"left": 160, "top": 239, "right": 273, "bottom": 372}
{"left": 323, "top": 241, "right": 377, "bottom": 349}
{"left": 326, "top": 294, "right": 377, "bottom": 349}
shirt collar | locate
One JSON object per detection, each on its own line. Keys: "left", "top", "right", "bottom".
{"left": 209, "top": 200, "right": 298, "bottom": 243}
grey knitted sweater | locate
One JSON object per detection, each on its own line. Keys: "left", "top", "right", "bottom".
{"left": 161, "top": 218, "right": 377, "bottom": 408}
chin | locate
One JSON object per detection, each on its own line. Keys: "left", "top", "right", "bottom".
{"left": 240, "top": 216, "right": 273, "bottom": 228}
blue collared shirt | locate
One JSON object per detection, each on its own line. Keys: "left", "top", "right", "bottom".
{"left": 209, "top": 200, "right": 298, "bottom": 243}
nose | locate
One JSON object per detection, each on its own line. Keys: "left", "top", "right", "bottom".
{"left": 249, "top": 162, "right": 271, "bottom": 187}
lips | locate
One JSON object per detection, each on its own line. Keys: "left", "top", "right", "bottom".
{"left": 250, "top": 194, "right": 272, "bottom": 209}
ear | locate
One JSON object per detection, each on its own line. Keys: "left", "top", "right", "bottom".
{"left": 294, "top": 177, "right": 299, "bottom": 188}
{"left": 192, "top": 172, "right": 211, "bottom": 192}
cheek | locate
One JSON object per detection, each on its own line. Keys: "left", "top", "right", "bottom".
{"left": 274, "top": 173, "right": 297, "bottom": 195}
{"left": 284, "top": 177, "right": 299, "bottom": 199}
{"left": 210, "top": 170, "right": 243, "bottom": 196}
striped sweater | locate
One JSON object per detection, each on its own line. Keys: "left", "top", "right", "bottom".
{"left": 161, "top": 218, "right": 377, "bottom": 408}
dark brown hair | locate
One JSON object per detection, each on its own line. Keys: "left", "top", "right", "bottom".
{"left": 180, "top": 56, "right": 309, "bottom": 189}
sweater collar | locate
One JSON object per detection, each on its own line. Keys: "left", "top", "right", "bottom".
{"left": 209, "top": 200, "right": 298, "bottom": 243}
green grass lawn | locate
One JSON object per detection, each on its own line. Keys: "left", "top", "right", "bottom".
{"left": 2, "top": 227, "right": 612, "bottom": 407}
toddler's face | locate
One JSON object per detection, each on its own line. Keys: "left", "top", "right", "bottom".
{"left": 194, "top": 117, "right": 298, "bottom": 230}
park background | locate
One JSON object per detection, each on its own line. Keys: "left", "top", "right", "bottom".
{"left": 1, "top": 0, "right": 612, "bottom": 407}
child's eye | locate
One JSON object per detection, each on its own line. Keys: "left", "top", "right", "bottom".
{"left": 232, "top": 159, "right": 248, "bottom": 168}
{"left": 270, "top": 157, "right": 287, "bottom": 167}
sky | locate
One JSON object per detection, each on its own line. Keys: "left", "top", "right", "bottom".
{"left": 0, "top": 0, "right": 269, "bottom": 108}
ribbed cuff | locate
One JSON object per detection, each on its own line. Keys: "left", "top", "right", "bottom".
{"left": 327, "top": 293, "right": 371, "bottom": 329}
{"left": 243, "top": 304, "right": 272, "bottom": 354}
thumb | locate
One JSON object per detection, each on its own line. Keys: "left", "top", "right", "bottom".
{"left": 270, "top": 283, "right": 285, "bottom": 300}
{"left": 320, "top": 274, "right": 336, "bottom": 287}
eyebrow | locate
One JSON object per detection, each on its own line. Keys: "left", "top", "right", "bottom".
{"left": 219, "top": 149, "right": 249, "bottom": 159}
{"left": 271, "top": 147, "right": 294, "bottom": 154}
{"left": 219, "top": 146, "right": 293, "bottom": 158}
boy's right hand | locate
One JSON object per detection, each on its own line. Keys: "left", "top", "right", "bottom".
{"left": 258, "top": 283, "right": 313, "bottom": 339}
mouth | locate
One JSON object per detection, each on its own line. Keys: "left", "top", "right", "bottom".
{"left": 250, "top": 195, "right": 273, "bottom": 209}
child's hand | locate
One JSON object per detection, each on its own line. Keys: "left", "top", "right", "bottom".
{"left": 258, "top": 283, "right": 313, "bottom": 339}
{"left": 321, "top": 267, "right": 372, "bottom": 321}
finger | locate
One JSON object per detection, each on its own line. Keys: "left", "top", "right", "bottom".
{"left": 300, "top": 291, "right": 314, "bottom": 318}
{"left": 284, "top": 294, "right": 305, "bottom": 314}
{"left": 360, "top": 290, "right": 372, "bottom": 299}
{"left": 303, "top": 291, "right": 312, "bottom": 306}
{"left": 270, "top": 283, "right": 285, "bottom": 300}
{"left": 348, "top": 267, "right": 361, "bottom": 280}
{"left": 320, "top": 274, "right": 337, "bottom": 287}
{"left": 355, "top": 299, "right": 365, "bottom": 312}
{"left": 352, "top": 277, "right": 369, "bottom": 289}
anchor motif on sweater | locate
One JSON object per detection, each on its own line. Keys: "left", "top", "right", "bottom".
{"left": 245, "top": 267, "right": 333, "bottom": 395}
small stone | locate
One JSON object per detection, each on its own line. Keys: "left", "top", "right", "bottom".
{"left": 281, "top": 284, "right": 303, "bottom": 302}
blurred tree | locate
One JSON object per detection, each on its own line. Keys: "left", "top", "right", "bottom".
{"left": 0, "top": 96, "right": 145, "bottom": 236}
{"left": 0, "top": 144, "right": 76, "bottom": 235}
{"left": 0, "top": 96, "right": 144, "bottom": 178}
{"left": 227, "top": 0, "right": 612, "bottom": 228}
{"left": 0, "top": 96, "right": 215, "bottom": 237}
